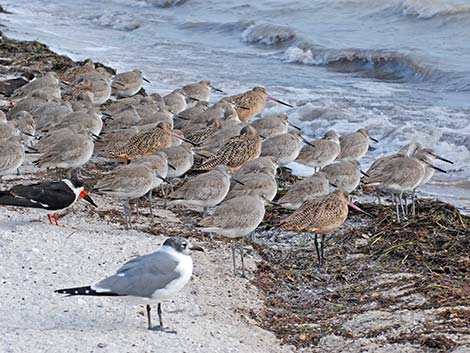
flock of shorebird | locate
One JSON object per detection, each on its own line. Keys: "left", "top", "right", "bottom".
{"left": 0, "top": 59, "right": 454, "bottom": 330}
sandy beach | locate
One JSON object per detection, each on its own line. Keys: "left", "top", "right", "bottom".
{"left": 0, "top": 30, "right": 469, "bottom": 353}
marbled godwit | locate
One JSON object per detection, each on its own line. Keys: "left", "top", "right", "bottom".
{"left": 94, "top": 162, "right": 157, "bottom": 228}
{"left": 295, "top": 131, "right": 341, "bottom": 172}
{"left": 224, "top": 87, "right": 293, "bottom": 122}
{"left": 322, "top": 160, "right": 361, "bottom": 193}
{"left": 226, "top": 166, "right": 277, "bottom": 201}
{"left": 182, "top": 80, "right": 223, "bottom": 102}
{"left": 193, "top": 126, "right": 261, "bottom": 172}
{"left": 111, "top": 69, "right": 149, "bottom": 98}
{"left": 0, "top": 136, "right": 25, "bottom": 177}
{"left": 260, "top": 130, "right": 307, "bottom": 166}
{"left": 280, "top": 189, "right": 362, "bottom": 269}
{"left": 236, "top": 156, "right": 278, "bottom": 179}
{"left": 250, "top": 114, "right": 289, "bottom": 138}
{"left": 161, "top": 143, "right": 194, "bottom": 179}
{"left": 109, "top": 122, "right": 177, "bottom": 162}
{"left": 337, "top": 128, "right": 378, "bottom": 161}
{"left": 277, "top": 171, "right": 330, "bottom": 210}
{"left": 197, "top": 194, "right": 266, "bottom": 276}
{"left": 163, "top": 89, "right": 189, "bottom": 114}
{"left": 169, "top": 165, "right": 232, "bottom": 207}
{"left": 184, "top": 120, "right": 222, "bottom": 147}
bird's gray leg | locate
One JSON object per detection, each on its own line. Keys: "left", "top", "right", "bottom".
{"left": 231, "top": 241, "right": 237, "bottom": 275}
{"left": 412, "top": 189, "right": 416, "bottom": 217}
{"left": 148, "top": 190, "right": 153, "bottom": 221}
{"left": 160, "top": 183, "right": 166, "bottom": 199}
{"left": 146, "top": 304, "right": 152, "bottom": 330}
{"left": 393, "top": 194, "right": 401, "bottom": 223}
{"left": 314, "top": 234, "right": 322, "bottom": 271}
{"left": 239, "top": 245, "right": 246, "bottom": 278}
{"left": 377, "top": 190, "right": 381, "bottom": 205}
{"left": 136, "top": 198, "right": 140, "bottom": 219}
{"left": 123, "top": 199, "right": 131, "bottom": 229}
{"left": 209, "top": 232, "right": 214, "bottom": 242}
{"left": 16, "top": 167, "right": 20, "bottom": 176}
{"left": 46, "top": 167, "right": 50, "bottom": 179}
{"left": 403, "top": 193, "right": 408, "bottom": 216}
{"left": 399, "top": 192, "right": 406, "bottom": 220}
{"left": 157, "top": 303, "right": 163, "bottom": 328}
{"left": 320, "top": 234, "right": 326, "bottom": 270}
{"left": 66, "top": 168, "right": 72, "bottom": 180}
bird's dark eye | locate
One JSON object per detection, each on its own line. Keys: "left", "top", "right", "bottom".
{"left": 182, "top": 242, "right": 187, "bottom": 248}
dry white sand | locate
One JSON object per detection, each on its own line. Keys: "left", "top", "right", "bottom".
{"left": 0, "top": 172, "right": 292, "bottom": 353}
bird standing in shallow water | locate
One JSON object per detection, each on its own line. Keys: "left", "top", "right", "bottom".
{"left": 280, "top": 189, "right": 364, "bottom": 270}
{"left": 55, "top": 237, "right": 203, "bottom": 331}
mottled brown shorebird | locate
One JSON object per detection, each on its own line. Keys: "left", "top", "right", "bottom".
{"left": 224, "top": 87, "right": 293, "bottom": 122}
{"left": 277, "top": 172, "right": 329, "bottom": 210}
{"left": 337, "top": 128, "right": 378, "bottom": 161}
{"left": 197, "top": 194, "right": 266, "bottom": 276}
{"left": 109, "top": 122, "right": 179, "bottom": 162}
{"left": 193, "top": 126, "right": 261, "bottom": 172}
{"left": 295, "top": 130, "right": 341, "bottom": 172}
{"left": 280, "top": 189, "right": 362, "bottom": 269}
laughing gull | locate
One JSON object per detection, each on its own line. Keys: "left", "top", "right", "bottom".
{"left": 55, "top": 237, "right": 203, "bottom": 330}
{"left": 0, "top": 178, "right": 97, "bottom": 225}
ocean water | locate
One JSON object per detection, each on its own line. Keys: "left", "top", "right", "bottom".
{"left": 1, "top": 0, "right": 469, "bottom": 210}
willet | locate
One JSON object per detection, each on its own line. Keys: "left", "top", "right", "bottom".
{"left": 94, "top": 162, "right": 157, "bottom": 228}
{"left": 224, "top": 87, "right": 292, "bottom": 122}
{"left": 277, "top": 172, "right": 330, "bottom": 210}
{"left": 280, "top": 189, "right": 362, "bottom": 269}
{"left": 161, "top": 143, "right": 194, "bottom": 179}
{"left": 12, "top": 72, "right": 60, "bottom": 99}
{"left": 0, "top": 136, "right": 25, "bottom": 177}
{"left": 111, "top": 69, "right": 149, "bottom": 98}
{"left": 236, "top": 156, "right": 278, "bottom": 179}
{"left": 163, "top": 89, "right": 189, "bottom": 114}
{"left": 169, "top": 165, "right": 232, "bottom": 209}
{"left": 226, "top": 167, "right": 277, "bottom": 201}
{"left": 173, "top": 101, "right": 209, "bottom": 130}
{"left": 109, "top": 122, "right": 176, "bottom": 162}
{"left": 194, "top": 125, "right": 261, "bottom": 172}
{"left": 182, "top": 80, "right": 223, "bottom": 102}
{"left": 43, "top": 110, "right": 103, "bottom": 136}
{"left": 260, "top": 130, "right": 306, "bottom": 166}
{"left": 102, "top": 106, "right": 141, "bottom": 131}
{"left": 363, "top": 153, "right": 429, "bottom": 222}
{"left": 133, "top": 153, "right": 169, "bottom": 219}
{"left": 337, "top": 128, "right": 378, "bottom": 161}
{"left": 197, "top": 194, "right": 266, "bottom": 276}
{"left": 295, "top": 130, "right": 341, "bottom": 172}
{"left": 322, "top": 160, "right": 361, "bottom": 193}
{"left": 55, "top": 237, "right": 202, "bottom": 331}
{"left": 0, "top": 178, "right": 96, "bottom": 225}
{"left": 33, "top": 130, "right": 95, "bottom": 178}
{"left": 250, "top": 114, "right": 289, "bottom": 138}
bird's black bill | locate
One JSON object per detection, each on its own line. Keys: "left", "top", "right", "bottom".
{"left": 430, "top": 164, "right": 447, "bottom": 173}
{"left": 236, "top": 104, "right": 250, "bottom": 110}
{"left": 360, "top": 170, "right": 370, "bottom": 177}
{"left": 168, "top": 163, "right": 177, "bottom": 171}
{"left": 143, "top": 77, "right": 151, "bottom": 83}
{"left": 175, "top": 114, "right": 190, "bottom": 121}
{"left": 171, "top": 133, "right": 200, "bottom": 147}
{"left": 190, "top": 245, "right": 204, "bottom": 252}
{"left": 233, "top": 178, "right": 245, "bottom": 186}
{"left": 20, "top": 130, "right": 35, "bottom": 137}
{"left": 267, "top": 96, "right": 293, "bottom": 108}
{"left": 430, "top": 152, "right": 454, "bottom": 164}
{"left": 369, "top": 136, "right": 379, "bottom": 143}
{"left": 92, "top": 133, "right": 102, "bottom": 141}
{"left": 289, "top": 122, "right": 302, "bottom": 131}
{"left": 210, "top": 85, "right": 224, "bottom": 93}
{"left": 189, "top": 97, "right": 200, "bottom": 102}
{"left": 157, "top": 175, "right": 171, "bottom": 183}
{"left": 301, "top": 137, "right": 316, "bottom": 148}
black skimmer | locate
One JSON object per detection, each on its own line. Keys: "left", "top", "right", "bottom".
{"left": 0, "top": 179, "right": 97, "bottom": 225}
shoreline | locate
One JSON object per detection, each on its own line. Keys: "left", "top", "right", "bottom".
{"left": 0, "top": 31, "right": 469, "bottom": 352}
